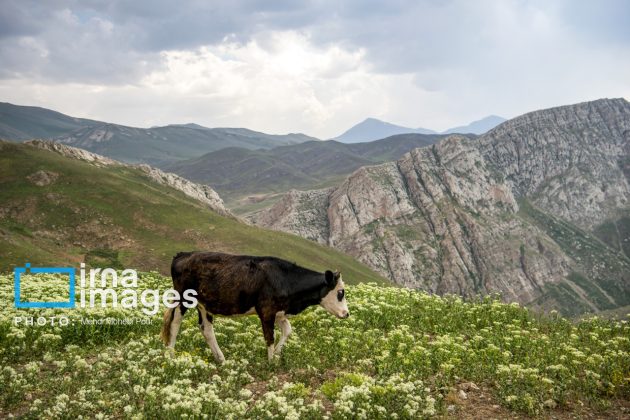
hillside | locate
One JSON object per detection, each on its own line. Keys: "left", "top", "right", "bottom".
{"left": 0, "top": 102, "right": 98, "bottom": 140}
{"left": 0, "top": 140, "right": 387, "bottom": 285}
{"left": 253, "top": 98, "right": 630, "bottom": 316}
{"left": 54, "top": 124, "right": 318, "bottom": 165}
{"left": 1, "top": 276, "right": 628, "bottom": 418}
{"left": 0, "top": 102, "right": 318, "bottom": 165}
{"left": 165, "top": 134, "right": 444, "bottom": 210}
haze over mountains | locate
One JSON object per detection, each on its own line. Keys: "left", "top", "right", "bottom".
{"left": 335, "top": 115, "right": 506, "bottom": 143}
{"left": 254, "top": 98, "right": 630, "bottom": 316}
{"left": 0, "top": 102, "right": 506, "bottom": 165}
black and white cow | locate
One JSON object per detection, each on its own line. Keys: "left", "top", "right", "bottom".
{"left": 160, "top": 251, "right": 349, "bottom": 362}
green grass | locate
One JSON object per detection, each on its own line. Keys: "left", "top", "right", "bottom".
{"left": 594, "top": 216, "right": 630, "bottom": 259}
{"left": 1, "top": 272, "right": 628, "bottom": 418}
{"left": 0, "top": 141, "right": 388, "bottom": 285}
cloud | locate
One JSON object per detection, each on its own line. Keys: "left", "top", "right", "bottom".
{"left": 0, "top": 0, "right": 629, "bottom": 138}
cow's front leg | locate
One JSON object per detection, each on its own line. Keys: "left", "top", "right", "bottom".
{"left": 259, "top": 314, "right": 276, "bottom": 361}
{"left": 198, "top": 304, "right": 225, "bottom": 364}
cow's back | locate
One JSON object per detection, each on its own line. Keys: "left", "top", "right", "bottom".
{"left": 172, "top": 252, "right": 277, "bottom": 315}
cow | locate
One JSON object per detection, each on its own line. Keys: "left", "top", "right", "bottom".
{"left": 160, "top": 251, "right": 349, "bottom": 362}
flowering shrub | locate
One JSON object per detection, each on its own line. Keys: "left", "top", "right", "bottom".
{"left": 0, "top": 273, "right": 629, "bottom": 418}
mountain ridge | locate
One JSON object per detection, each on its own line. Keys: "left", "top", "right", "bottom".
{"left": 335, "top": 115, "right": 506, "bottom": 143}
{"left": 0, "top": 102, "right": 319, "bottom": 165}
{"left": 253, "top": 98, "right": 630, "bottom": 316}
{"left": 165, "top": 133, "right": 448, "bottom": 209}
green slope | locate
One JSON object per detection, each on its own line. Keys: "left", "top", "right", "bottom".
{"left": 0, "top": 141, "right": 388, "bottom": 285}
{"left": 0, "top": 102, "right": 98, "bottom": 140}
{"left": 54, "top": 124, "right": 319, "bottom": 166}
{"left": 165, "top": 134, "right": 445, "bottom": 210}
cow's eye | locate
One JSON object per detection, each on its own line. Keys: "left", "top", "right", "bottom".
{"left": 337, "top": 289, "right": 345, "bottom": 301}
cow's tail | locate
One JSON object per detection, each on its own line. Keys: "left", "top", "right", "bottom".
{"left": 160, "top": 307, "right": 175, "bottom": 346}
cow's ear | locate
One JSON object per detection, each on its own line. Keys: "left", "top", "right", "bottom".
{"left": 334, "top": 271, "right": 341, "bottom": 280}
{"left": 325, "top": 270, "right": 335, "bottom": 286}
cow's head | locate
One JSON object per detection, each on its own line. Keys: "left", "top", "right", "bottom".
{"left": 320, "top": 270, "right": 349, "bottom": 318}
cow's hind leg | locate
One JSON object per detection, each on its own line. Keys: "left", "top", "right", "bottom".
{"left": 259, "top": 314, "right": 276, "bottom": 361}
{"left": 274, "top": 314, "right": 292, "bottom": 356}
{"left": 162, "top": 305, "right": 186, "bottom": 350}
{"left": 198, "top": 305, "right": 225, "bottom": 364}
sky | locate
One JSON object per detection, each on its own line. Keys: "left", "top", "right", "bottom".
{"left": 0, "top": 0, "right": 629, "bottom": 139}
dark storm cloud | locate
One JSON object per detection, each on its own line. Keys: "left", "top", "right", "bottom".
{"left": 1, "top": 0, "right": 629, "bottom": 84}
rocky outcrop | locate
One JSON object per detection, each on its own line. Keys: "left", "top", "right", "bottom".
{"left": 26, "top": 140, "right": 232, "bottom": 217}
{"left": 27, "top": 170, "right": 59, "bottom": 186}
{"left": 133, "top": 165, "right": 233, "bottom": 218}
{"left": 254, "top": 99, "right": 630, "bottom": 314}
{"left": 27, "top": 139, "right": 117, "bottom": 166}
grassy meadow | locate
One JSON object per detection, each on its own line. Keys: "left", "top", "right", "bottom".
{"left": 1, "top": 272, "right": 629, "bottom": 419}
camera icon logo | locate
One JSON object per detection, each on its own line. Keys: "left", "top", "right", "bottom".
{"left": 14, "top": 263, "right": 76, "bottom": 309}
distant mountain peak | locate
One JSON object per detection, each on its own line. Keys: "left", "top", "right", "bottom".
{"left": 336, "top": 114, "right": 506, "bottom": 143}
{"left": 165, "top": 123, "right": 209, "bottom": 129}
{"left": 335, "top": 118, "right": 436, "bottom": 143}
{"left": 443, "top": 115, "right": 507, "bottom": 135}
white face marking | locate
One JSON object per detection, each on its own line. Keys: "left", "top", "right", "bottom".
{"left": 319, "top": 276, "right": 349, "bottom": 319}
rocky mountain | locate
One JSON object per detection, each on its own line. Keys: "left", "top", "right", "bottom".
{"left": 335, "top": 118, "right": 436, "bottom": 143}
{"left": 335, "top": 115, "right": 506, "bottom": 143}
{"left": 0, "top": 102, "right": 317, "bottom": 165}
{"left": 166, "top": 133, "right": 446, "bottom": 211}
{"left": 443, "top": 115, "right": 506, "bottom": 134}
{"left": 254, "top": 98, "right": 630, "bottom": 316}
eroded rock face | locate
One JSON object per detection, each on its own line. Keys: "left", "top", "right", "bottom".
{"left": 254, "top": 99, "right": 630, "bottom": 313}
{"left": 479, "top": 98, "right": 630, "bottom": 229}
{"left": 253, "top": 188, "right": 333, "bottom": 244}
{"left": 26, "top": 140, "right": 232, "bottom": 217}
